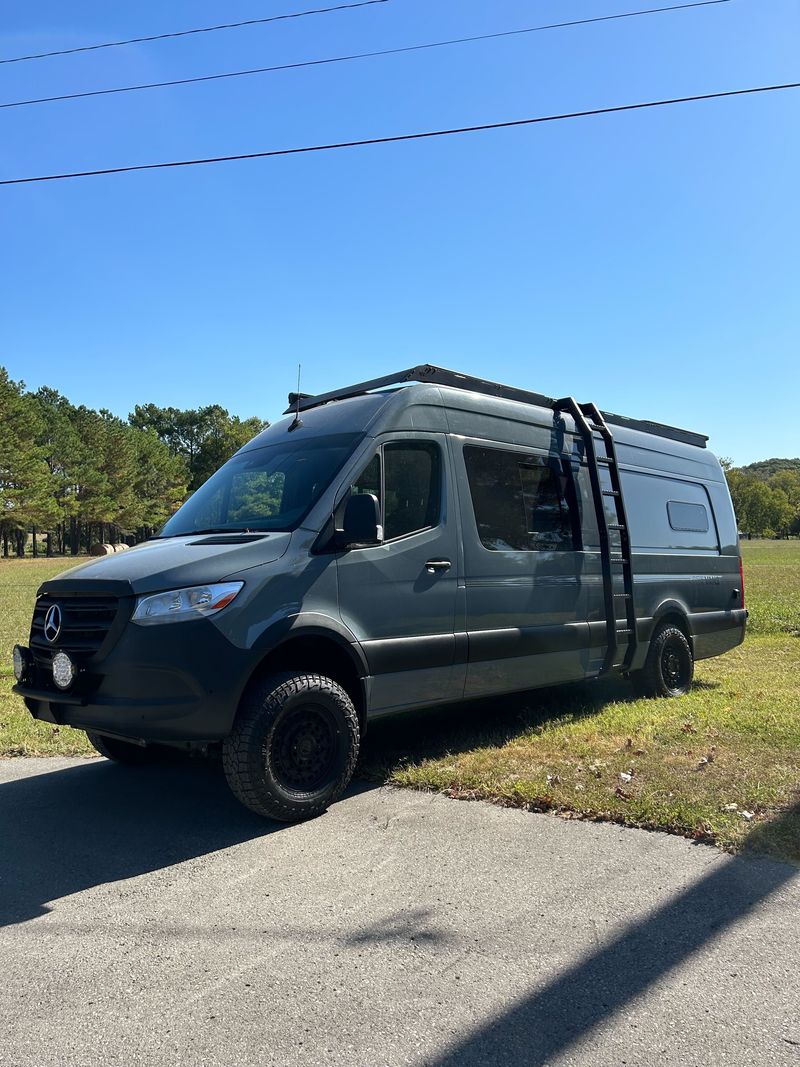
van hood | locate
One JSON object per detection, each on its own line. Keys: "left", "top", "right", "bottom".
{"left": 40, "top": 533, "right": 292, "bottom": 597}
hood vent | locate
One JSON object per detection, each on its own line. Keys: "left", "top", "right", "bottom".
{"left": 188, "top": 534, "right": 269, "bottom": 546}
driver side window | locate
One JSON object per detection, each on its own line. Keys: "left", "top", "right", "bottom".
{"left": 350, "top": 442, "right": 441, "bottom": 542}
{"left": 351, "top": 454, "right": 381, "bottom": 501}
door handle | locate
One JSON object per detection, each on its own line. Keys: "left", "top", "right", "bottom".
{"left": 425, "top": 558, "right": 451, "bottom": 574}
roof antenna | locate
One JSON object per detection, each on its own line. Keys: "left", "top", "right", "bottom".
{"left": 288, "top": 363, "right": 303, "bottom": 432}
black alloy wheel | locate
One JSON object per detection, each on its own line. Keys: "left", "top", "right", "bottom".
{"left": 270, "top": 703, "right": 338, "bottom": 792}
{"left": 223, "top": 672, "right": 360, "bottom": 822}
{"left": 635, "top": 623, "right": 694, "bottom": 698}
{"left": 661, "top": 644, "right": 687, "bottom": 691}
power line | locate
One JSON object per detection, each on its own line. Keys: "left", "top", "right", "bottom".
{"left": 1, "top": 1, "right": 736, "bottom": 113}
{"left": 0, "top": 0, "right": 390, "bottom": 66}
{"left": 2, "top": 82, "right": 796, "bottom": 187}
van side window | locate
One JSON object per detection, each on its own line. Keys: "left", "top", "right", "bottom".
{"left": 350, "top": 443, "right": 441, "bottom": 542}
{"left": 464, "top": 446, "right": 575, "bottom": 551}
{"left": 667, "top": 500, "right": 709, "bottom": 533}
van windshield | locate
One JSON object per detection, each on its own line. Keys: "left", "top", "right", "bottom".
{"left": 158, "top": 432, "right": 362, "bottom": 537}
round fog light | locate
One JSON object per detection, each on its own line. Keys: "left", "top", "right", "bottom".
{"left": 52, "top": 651, "right": 75, "bottom": 691}
{"left": 12, "top": 645, "right": 26, "bottom": 683}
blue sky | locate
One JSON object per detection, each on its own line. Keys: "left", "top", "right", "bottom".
{"left": 2, "top": 0, "right": 798, "bottom": 465}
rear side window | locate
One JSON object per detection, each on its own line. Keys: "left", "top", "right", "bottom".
{"left": 667, "top": 500, "right": 709, "bottom": 533}
{"left": 350, "top": 442, "right": 441, "bottom": 541}
{"left": 464, "top": 446, "right": 576, "bottom": 551}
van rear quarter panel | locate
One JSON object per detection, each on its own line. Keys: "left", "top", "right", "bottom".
{"left": 612, "top": 430, "right": 743, "bottom": 665}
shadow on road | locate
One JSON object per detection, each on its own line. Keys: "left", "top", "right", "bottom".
{"left": 358, "top": 686, "right": 797, "bottom": 1065}
{"left": 0, "top": 759, "right": 374, "bottom": 928}
{"left": 428, "top": 802, "right": 800, "bottom": 1067}
{"left": 1, "top": 756, "right": 796, "bottom": 1063}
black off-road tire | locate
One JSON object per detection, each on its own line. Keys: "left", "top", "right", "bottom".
{"left": 635, "top": 624, "right": 694, "bottom": 698}
{"left": 87, "top": 732, "right": 159, "bottom": 766}
{"left": 222, "top": 672, "right": 360, "bottom": 822}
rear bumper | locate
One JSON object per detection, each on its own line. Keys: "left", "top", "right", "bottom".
{"left": 691, "top": 608, "right": 748, "bottom": 661}
{"left": 14, "top": 618, "right": 262, "bottom": 743}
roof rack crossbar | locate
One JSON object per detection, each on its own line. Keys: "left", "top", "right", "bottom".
{"left": 283, "top": 364, "right": 708, "bottom": 449}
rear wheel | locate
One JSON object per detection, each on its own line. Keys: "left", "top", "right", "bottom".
{"left": 222, "top": 672, "right": 360, "bottom": 822}
{"left": 635, "top": 624, "right": 694, "bottom": 697}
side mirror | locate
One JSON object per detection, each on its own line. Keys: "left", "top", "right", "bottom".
{"left": 338, "top": 493, "right": 382, "bottom": 547}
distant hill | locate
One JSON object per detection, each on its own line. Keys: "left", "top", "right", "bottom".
{"left": 739, "top": 458, "right": 800, "bottom": 480}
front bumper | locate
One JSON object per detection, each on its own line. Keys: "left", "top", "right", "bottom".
{"left": 14, "top": 618, "right": 261, "bottom": 744}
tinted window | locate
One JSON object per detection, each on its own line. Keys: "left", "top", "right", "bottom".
{"left": 384, "top": 443, "right": 440, "bottom": 539}
{"left": 464, "top": 446, "right": 575, "bottom": 551}
{"left": 667, "top": 500, "right": 709, "bottom": 533}
{"left": 351, "top": 454, "right": 380, "bottom": 499}
{"left": 350, "top": 442, "right": 441, "bottom": 541}
{"left": 159, "top": 433, "right": 360, "bottom": 536}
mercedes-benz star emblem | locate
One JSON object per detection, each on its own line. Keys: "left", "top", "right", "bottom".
{"left": 43, "top": 604, "right": 62, "bottom": 644}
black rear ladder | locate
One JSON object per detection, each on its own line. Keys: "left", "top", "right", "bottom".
{"left": 556, "top": 398, "right": 637, "bottom": 674}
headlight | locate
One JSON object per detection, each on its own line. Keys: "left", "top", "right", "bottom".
{"left": 131, "top": 582, "right": 244, "bottom": 625}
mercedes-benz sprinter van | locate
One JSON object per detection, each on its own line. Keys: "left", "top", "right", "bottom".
{"left": 12, "top": 366, "right": 746, "bottom": 822}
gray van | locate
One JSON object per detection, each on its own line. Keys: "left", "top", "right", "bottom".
{"left": 12, "top": 366, "right": 746, "bottom": 821}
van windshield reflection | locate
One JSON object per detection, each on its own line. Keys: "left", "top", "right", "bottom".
{"left": 157, "top": 433, "right": 361, "bottom": 537}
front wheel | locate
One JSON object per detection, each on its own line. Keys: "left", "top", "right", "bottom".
{"left": 222, "top": 672, "right": 360, "bottom": 822}
{"left": 635, "top": 624, "right": 694, "bottom": 698}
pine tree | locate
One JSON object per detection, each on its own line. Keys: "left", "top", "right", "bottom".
{"left": 0, "top": 370, "right": 58, "bottom": 555}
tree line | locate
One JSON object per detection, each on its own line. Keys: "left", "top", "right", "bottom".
{"left": 723, "top": 458, "right": 800, "bottom": 539}
{"left": 2, "top": 363, "right": 797, "bottom": 556}
{"left": 0, "top": 367, "right": 266, "bottom": 558}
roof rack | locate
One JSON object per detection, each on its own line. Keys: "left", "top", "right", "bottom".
{"left": 284, "top": 364, "right": 708, "bottom": 449}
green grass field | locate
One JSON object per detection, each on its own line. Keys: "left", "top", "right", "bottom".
{"left": 0, "top": 558, "right": 95, "bottom": 756}
{"left": 1, "top": 544, "right": 798, "bottom": 861}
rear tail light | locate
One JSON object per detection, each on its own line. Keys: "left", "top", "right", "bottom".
{"left": 739, "top": 557, "right": 745, "bottom": 608}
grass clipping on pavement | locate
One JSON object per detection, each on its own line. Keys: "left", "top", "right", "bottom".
{"left": 2, "top": 542, "right": 799, "bottom": 862}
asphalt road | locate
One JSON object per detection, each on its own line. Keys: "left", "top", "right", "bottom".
{"left": 1, "top": 757, "right": 798, "bottom": 1067}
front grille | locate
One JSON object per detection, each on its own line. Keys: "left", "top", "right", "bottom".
{"left": 28, "top": 593, "right": 128, "bottom": 694}
{"left": 31, "top": 594, "right": 120, "bottom": 656}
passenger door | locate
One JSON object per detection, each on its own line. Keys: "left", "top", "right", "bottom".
{"left": 336, "top": 433, "right": 465, "bottom": 714}
{"left": 455, "top": 440, "right": 592, "bottom": 697}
